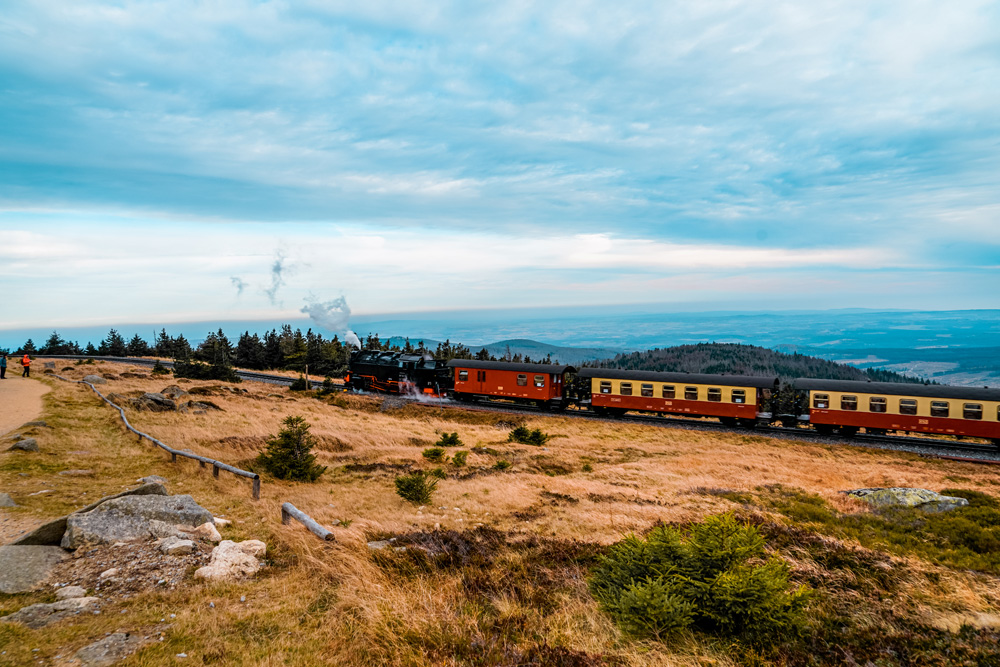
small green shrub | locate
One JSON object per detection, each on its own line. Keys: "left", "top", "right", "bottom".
{"left": 590, "top": 513, "right": 809, "bottom": 646}
{"left": 289, "top": 374, "right": 309, "bottom": 391}
{"left": 493, "top": 460, "right": 512, "bottom": 471}
{"left": 435, "top": 432, "right": 462, "bottom": 447}
{"left": 255, "top": 416, "right": 327, "bottom": 482}
{"left": 173, "top": 359, "right": 240, "bottom": 382}
{"left": 422, "top": 447, "right": 447, "bottom": 463}
{"left": 336, "top": 518, "right": 353, "bottom": 528}
{"left": 151, "top": 360, "right": 170, "bottom": 376}
{"left": 317, "top": 376, "right": 338, "bottom": 396}
{"left": 451, "top": 451, "right": 468, "bottom": 467}
{"left": 509, "top": 426, "right": 551, "bottom": 446}
{"left": 582, "top": 463, "right": 594, "bottom": 473}
{"left": 429, "top": 467, "right": 447, "bottom": 479}
{"left": 395, "top": 471, "right": 438, "bottom": 504}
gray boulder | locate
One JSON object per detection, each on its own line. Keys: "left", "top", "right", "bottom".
{"left": 135, "top": 393, "right": 176, "bottom": 412}
{"left": 56, "top": 585, "right": 87, "bottom": 600}
{"left": 75, "top": 632, "right": 153, "bottom": 667}
{"left": 0, "top": 493, "right": 16, "bottom": 507}
{"left": 43, "top": 362, "right": 55, "bottom": 369}
{"left": 160, "top": 536, "right": 196, "bottom": 555}
{"left": 139, "top": 475, "right": 168, "bottom": 485}
{"left": 7, "top": 438, "right": 38, "bottom": 452}
{"left": 23, "top": 420, "right": 49, "bottom": 428}
{"left": 0, "top": 596, "right": 99, "bottom": 628}
{"left": 846, "top": 487, "right": 970, "bottom": 512}
{"left": 62, "top": 494, "right": 213, "bottom": 548}
{"left": 83, "top": 375, "right": 107, "bottom": 385}
{"left": 160, "top": 385, "right": 188, "bottom": 399}
{"left": 10, "top": 482, "right": 168, "bottom": 546}
{"left": 0, "top": 546, "right": 70, "bottom": 593}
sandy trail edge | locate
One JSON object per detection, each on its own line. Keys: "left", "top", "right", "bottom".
{"left": 0, "top": 376, "right": 51, "bottom": 437}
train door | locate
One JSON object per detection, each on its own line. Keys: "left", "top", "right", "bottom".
{"left": 475, "top": 370, "right": 487, "bottom": 394}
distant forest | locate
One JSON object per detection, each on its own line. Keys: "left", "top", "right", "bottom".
{"left": 5, "top": 330, "right": 926, "bottom": 383}
{"left": 596, "top": 343, "right": 927, "bottom": 383}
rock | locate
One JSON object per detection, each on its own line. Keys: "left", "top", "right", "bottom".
{"left": 1, "top": 597, "right": 100, "bottom": 628}
{"left": 8, "top": 438, "right": 38, "bottom": 452}
{"left": 187, "top": 522, "right": 221, "bottom": 543}
{"left": 214, "top": 517, "right": 231, "bottom": 527}
{"left": 134, "top": 393, "right": 177, "bottom": 412}
{"left": 11, "top": 482, "right": 168, "bottom": 546}
{"left": 83, "top": 375, "right": 107, "bottom": 385}
{"left": 160, "top": 385, "right": 188, "bottom": 399}
{"left": 99, "top": 568, "right": 118, "bottom": 579}
{"left": 0, "top": 493, "right": 16, "bottom": 507}
{"left": 62, "top": 494, "right": 214, "bottom": 548}
{"left": 43, "top": 362, "right": 55, "bottom": 369}
{"left": 23, "top": 420, "right": 49, "bottom": 428}
{"left": 139, "top": 475, "right": 169, "bottom": 485}
{"left": 367, "top": 540, "right": 392, "bottom": 551}
{"left": 194, "top": 540, "right": 266, "bottom": 582}
{"left": 59, "top": 469, "right": 94, "bottom": 476}
{"left": 7, "top": 433, "right": 24, "bottom": 442}
{"left": 846, "top": 487, "right": 970, "bottom": 512}
{"left": 56, "top": 585, "right": 87, "bottom": 600}
{"left": 75, "top": 632, "right": 153, "bottom": 667}
{"left": 184, "top": 400, "right": 223, "bottom": 412}
{"left": 159, "top": 537, "right": 196, "bottom": 556}
{"left": 0, "top": 546, "right": 70, "bottom": 593}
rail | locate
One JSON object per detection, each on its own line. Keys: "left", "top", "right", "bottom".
{"left": 281, "top": 502, "right": 335, "bottom": 541}
{"left": 54, "top": 374, "right": 261, "bottom": 500}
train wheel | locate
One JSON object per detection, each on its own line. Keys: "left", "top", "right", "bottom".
{"left": 840, "top": 426, "right": 859, "bottom": 437}
{"left": 815, "top": 424, "right": 834, "bottom": 435}
{"left": 865, "top": 428, "right": 886, "bottom": 436}
{"left": 719, "top": 417, "right": 737, "bottom": 427}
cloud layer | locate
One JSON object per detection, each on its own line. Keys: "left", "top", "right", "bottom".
{"left": 0, "top": 1, "right": 997, "bottom": 326}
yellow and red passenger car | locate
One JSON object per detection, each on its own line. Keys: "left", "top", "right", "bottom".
{"left": 795, "top": 378, "right": 1000, "bottom": 443}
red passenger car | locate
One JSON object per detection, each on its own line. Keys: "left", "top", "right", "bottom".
{"left": 447, "top": 360, "right": 576, "bottom": 410}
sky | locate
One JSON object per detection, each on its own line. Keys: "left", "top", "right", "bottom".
{"left": 1, "top": 1, "right": 998, "bottom": 336}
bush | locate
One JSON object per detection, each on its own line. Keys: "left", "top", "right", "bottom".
{"left": 590, "top": 513, "right": 809, "bottom": 645}
{"left": 493, "top": 460, "right": 512, "bottom": 471}
{"left": 582, "top": 463, "right": 594, "bottom": 472}
{"left": 255, "top": 416, "right": 327, "bottom": 482}
{"left": 429, "top": 467, "right": 447, "bottom": 479}
{"left": 508, "top": 425, "right": 550, "bottom": 446}
{"left": 435, "top": 432, "right": 462, "bottom": 447}
{"left": 317, "top": 376, "right": 338, "bottom": 396}
{"left": 151, "top": 360, "right": 170, "bottom": 376}
{"left": 395, "top": 470, "right": 438, "bottom": 504}
{"left": 173, "top": 359, "right": 240, "bottom": 383}
{"left": 289, "top": 374, "right": 309, "bottom": 391}
{"left": 451, "top": 451, "right": 468, "bottom": 467}
{"left": 422, "top": 447, "right": 447, "bottom": 463}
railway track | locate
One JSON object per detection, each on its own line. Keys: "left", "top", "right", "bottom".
{"left": 38, "top": 355, "right": 1000, "bottom": 462}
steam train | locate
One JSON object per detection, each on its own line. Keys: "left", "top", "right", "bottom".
{"left": 346, "top": 351, "right": 1000, "bottom": 446}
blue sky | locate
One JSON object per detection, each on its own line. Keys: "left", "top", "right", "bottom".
{"left": 1, "top": 1, "right": 998, "bottom": 334}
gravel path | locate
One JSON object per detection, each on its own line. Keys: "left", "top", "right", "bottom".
{"left": 0, "top": 376, "right": 50, "bottom": 437}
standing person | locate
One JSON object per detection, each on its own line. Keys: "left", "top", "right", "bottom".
{"left": 21, "top": 353, "right": 30, "bottom": 377}
{"left": 0, "top": 353, "right": 7, "bottom": 379}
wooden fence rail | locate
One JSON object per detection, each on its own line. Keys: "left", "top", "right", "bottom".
{"left": 55, "top": 375, "right": 261, "bottom": 500}
{"left": 281, "top": 502, "right": 335, "bottom": 541}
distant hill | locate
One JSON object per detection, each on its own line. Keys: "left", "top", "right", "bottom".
{"left": 481, "top": 339, "right": 620, "bottom": 365}
{"left": 595, "top": 342, "right": 926, "bottom": 383}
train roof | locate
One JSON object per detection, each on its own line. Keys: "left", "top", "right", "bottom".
{"left": 577, "top": 368, "right": 778, "bottom": 389}
{"left": 446, "top": 359, "right": 576, "bottom": 374}
{"left": 792, "top": 378, "right": 1000, "bottom": 401}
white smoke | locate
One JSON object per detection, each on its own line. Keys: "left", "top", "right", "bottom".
{"left": 301, "top": 296, "right": 361, "bottom": 349}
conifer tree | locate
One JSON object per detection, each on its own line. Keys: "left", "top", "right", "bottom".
{"left": 256, "top": 416, "right": 327, "bottom": 482}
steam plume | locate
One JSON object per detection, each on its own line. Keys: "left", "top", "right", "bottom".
{"left": 301, "top": 296, "right": 361, "bottom": 348}
{"left": 263, "top": 251, "right": 287, "bottom": 305}
{"left": 230, "top": 276, "right": 248, "bottom": 296}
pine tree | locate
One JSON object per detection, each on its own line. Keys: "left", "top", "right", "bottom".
{"left": 255, "top": 416, "right": 327, "bottom": 482}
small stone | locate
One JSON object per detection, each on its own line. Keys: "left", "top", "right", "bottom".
{"left": 159, "top": 537, "right": 196, "bottom": 556}
{"left": 177, "top": 653, "right": 187, "bottom": 658}
{"left": 8, "top": 438, "right": 39, "bottom": 452}
{"left": 58, "top": 469, "right": 94, "bottom": 476}
{"left": 187, "top": 522, "right": 221, "bottom": 543}
{"left": 56, "top": 586, "right": 87, "bottom": 600}
{"left": 99, "top": 568, "right": 118, "bottom": 579}
{"left": 213, "top": 517, "right": 231, "bottom": 527}
{"left": 74, "top": 632, "right": 153, "bottom": 667}
{"left": 209, "top": 602, "right": 215, "bottom": 608}
{"left": 240, "top": 596, "right": 246, "bottom": 603}
{"left": 83, "top": 375, "right": 107, "bottom": 385}
{"left": 330, "top": 519, "right": 341, "bottom": 526}
{"left": 0, "top": 493, "right": 16, "bottom": 507}
{"left": 367, "top": 540, "right": 392, "bottom": 551}
{"left": 138, "top": 475, "right": 168, "bottom": 485}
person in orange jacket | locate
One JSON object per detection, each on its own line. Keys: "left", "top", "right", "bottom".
{"left": 21, "top": 354, "right": 31, "bottom": 378}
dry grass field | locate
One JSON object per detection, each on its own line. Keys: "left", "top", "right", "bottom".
{"left": 1, "top": 362, "right": 999, "bottom": 666}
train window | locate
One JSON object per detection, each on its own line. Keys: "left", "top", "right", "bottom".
{"left": 707, "top": 388, "right": 722, "bottom": 402}
{"left": 663, "top": 385, "right": 675, "bottom": 399}
{"left": 732, "top": 389, "right": 746, "bottom": 404}
{"left": 685, "top": 386, "right": 698, "bottom": 400}
{"left": 534, "top": 375, "right": 546, "bottom": 388}
{"left": 869, "top": 397, "right": 887, "bottom": 413}
{"left": 516, "top": 374, "right": 527, "bottom": 387}
{"left": 931, "top": 401, "right": 949, "bottom": 418}
{"left": 641, "top": 383, "right": 654, "bottom": 397}
{"left": 620, "top": 382, "right": 633, "bottom": 396}
{"left": 458, "top": 370, "right": 468, "bottom": 382}
{"left": 600, "top": 381, "right": 612, "bottom": 394}
{"left": 841, "top": 395, "right": 858, "bottom": 411}
{"left": 899, "top": 399, "right": 918, "bottom": 415}
{"left": 964, "top": 403, "right": 982, "bottom": 420}
{"left": 813, "top": 393, "right": 829, "bottom": 409}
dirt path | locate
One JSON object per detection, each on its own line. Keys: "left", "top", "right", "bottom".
{"left": 0, "top": 375, "right": 50, "bottom": 437}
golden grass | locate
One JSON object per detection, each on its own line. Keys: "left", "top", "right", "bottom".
{"left": 1, "top": 364, "right": 998, "bottom": 665}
